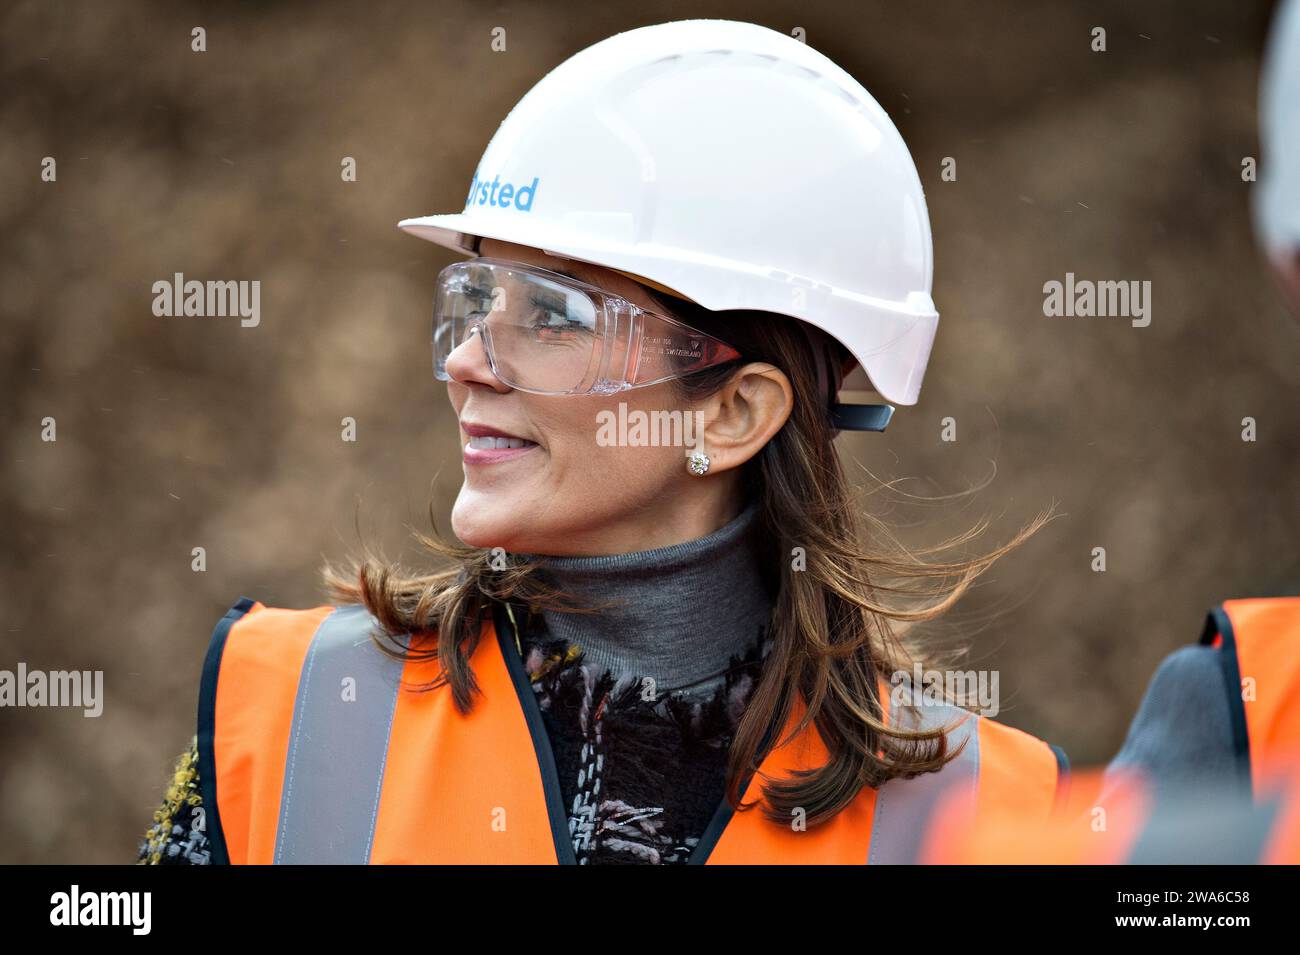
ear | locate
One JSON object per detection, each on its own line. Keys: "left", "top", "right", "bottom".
{"left": 695, "top": 363, "right": 793, "bottom": 471}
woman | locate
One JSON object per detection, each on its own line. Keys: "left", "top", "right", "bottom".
{"left": 138, "top": 19, "right": 1063, "bottom": 866}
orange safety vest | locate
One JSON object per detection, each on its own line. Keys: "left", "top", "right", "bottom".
{"left": 196, "top": 596, "right": 1066, "bottom": 864}
{"left": 920, "top": 596, "right": 1300, "bottom": 863}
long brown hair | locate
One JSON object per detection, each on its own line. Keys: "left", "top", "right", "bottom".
{"left": 321, "top": 289, "right": 1057, "bottom": 829}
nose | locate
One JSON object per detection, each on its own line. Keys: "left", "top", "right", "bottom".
{"left": 444, "top": 323, "right": 511, "bottom": 393}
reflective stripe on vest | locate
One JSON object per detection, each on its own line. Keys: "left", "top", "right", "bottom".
{"left": 274, "top": 605, "right": 405, "bottom": 863}
{"left": 197, "top": 597, "right": 1064, "bottom": 864}
{"left": 1200, "top": 597, "right": 1300, "bottom": 796}
{"left": 868, "top": 697, "right": 979, "bottom": 864}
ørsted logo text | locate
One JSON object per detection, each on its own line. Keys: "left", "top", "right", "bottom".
{"left": 465, "top": 173, "right": 539, "bottom": 211}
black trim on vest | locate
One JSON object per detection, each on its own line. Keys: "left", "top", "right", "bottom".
{"left": 196, "top": 596, "right": 257, "bottom": 866}
{"left": 1199, "top": 604, "right": 1252, "bottom": 798}
{"left": 493, "top": 599, "right": 579, "bottom": 865}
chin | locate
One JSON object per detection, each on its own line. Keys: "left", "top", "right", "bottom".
{"left": 451, "top": 488, "right": 525, "bottom": 551}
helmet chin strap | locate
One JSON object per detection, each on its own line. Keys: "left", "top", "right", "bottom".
{"left": 794, "top": 321, "right": 894, "bottom": 433}
{"left": 829, "top": 402, "right": 895, "bottom": 432}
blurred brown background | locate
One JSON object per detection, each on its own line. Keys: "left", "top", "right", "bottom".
{"left": 1, "top": 0, "right": 1296, "bottom": 863}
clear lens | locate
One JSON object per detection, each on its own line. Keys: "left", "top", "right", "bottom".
{"left": 434, "top": 261, "right": 600, "bottom": 393}
{"left": 432, "top": 257, "right": 741, "bottom": 394}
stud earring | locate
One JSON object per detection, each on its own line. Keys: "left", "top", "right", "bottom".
{"left": 687, "top": 450, "right": 711, "bottom": 476}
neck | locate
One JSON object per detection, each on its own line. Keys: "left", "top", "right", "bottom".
{"left": 519, "top": 499, "right": 774, "bottom": 699}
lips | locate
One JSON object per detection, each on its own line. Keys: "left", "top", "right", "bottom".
{"left": 460, "top": 421, "right": 537, "bottom": 445}
{"left": 460, "top": 420, "right": 539, "bottom": 465}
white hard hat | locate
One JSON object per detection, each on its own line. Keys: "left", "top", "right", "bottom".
{"left": 399, "top": 18, "right": 939, "bottom": 408}
{"left": 1255, "top": 0, "right": 1300, "bottom": 254}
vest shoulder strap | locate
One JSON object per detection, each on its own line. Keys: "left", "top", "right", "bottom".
{"left": 1200, "top": 596, "right": 1300, "bottom": 795}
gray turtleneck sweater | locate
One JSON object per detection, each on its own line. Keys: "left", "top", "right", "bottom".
{"left": 523, "top": 499, "right": 775, "bottom": 701}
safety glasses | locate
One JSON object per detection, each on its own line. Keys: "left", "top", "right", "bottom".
{"left": 432, "top": 257, "right": 743, "bottom": 395}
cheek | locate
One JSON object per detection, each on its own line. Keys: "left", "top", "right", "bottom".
{"left": 540, "top": 392, "right": 693, "bottom": 498}
{"left": 450, "top": 386, "right": 698, "bottom": 550}
{"left": 543, "top": 400, "right": 679, "bottom": 479}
